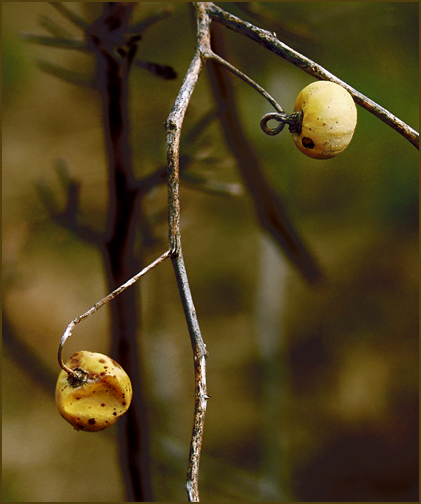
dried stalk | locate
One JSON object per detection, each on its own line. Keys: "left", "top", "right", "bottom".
{"left": 58, "top": 250, "right": 170, "bottom": 373}
{"left": 164, "top": 4, "right": 210, "bottom": 500}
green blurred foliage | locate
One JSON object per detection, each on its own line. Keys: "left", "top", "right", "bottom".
{"left": 3, "top": 2, "right": 418, "bottom": 502}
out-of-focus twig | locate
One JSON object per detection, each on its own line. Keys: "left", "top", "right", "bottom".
{"left": 207, "top": 22, "right": 324, "bottom": 284}
{"left": 3, "top": 309, "right": 57, "bottom": 393}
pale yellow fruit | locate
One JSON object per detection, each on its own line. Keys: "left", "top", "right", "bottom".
{"left": 292, "top": 81, "right": 357, "bottom": 159}
{"left": 56, "top": 351, "right": 132, "bottom": 432}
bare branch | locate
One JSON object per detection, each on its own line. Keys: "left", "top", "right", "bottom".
{"left": 205, "top": 2, "right": 419, "bottom": 149}
{"left": 21, "top": 33, "right": 87, "bottom": 50}
{"left": 58, "top": 250, "right": 171, "bottom": 374}
{"left": 165, "top": 4, "right": 212, "bottom": 500}
{"left": 36, "top": 59, "right": 94, "bottom": 87}
{"left": 134, "top": 60, "right": 177, "bottom": 79}
{"left": 172, "top": 251, "right": 209, "bottom": 503}
{"left": 39, "top": 13, "right": 73, "bottom": 38}
{"left": 49, "top": 2, "right": 89, "bottom": 30}
{"left": 165, "top": 50, "right": 206, "bottom": 253}
{"left": 128, "top": 5, "right": 174, "bottom": 34}
{"left": 207, "top": 50, "right": 284, "bottom": 113}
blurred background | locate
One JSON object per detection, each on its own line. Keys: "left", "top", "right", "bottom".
{"left": 2, "top": 2, "right": 418, "bottom": 502}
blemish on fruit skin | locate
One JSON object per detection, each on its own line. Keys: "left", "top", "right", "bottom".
{"left": 88, "top": 418, "right": 96, "bottom": 425}
{"left": 302, "top": 137, "right": 315, "bottom": 149}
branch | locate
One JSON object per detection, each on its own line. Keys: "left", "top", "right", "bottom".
{"left": 21, "top": 33, "right": 87, "bottom": 50}
{"left": 49, "top": 2, "right": 90, "bottom": 30}
{"left": 171, "top": 252, "right": 209, "bottom": 503}
{"left": 3, "top": 308, "right": 57, "bottom": 393}
{"left": 58, "top": 249, "right": 171, "bottom": 373}
{"left": 205, "top": 2, "right": 419, "bottom": 149}
{"left": 165, "top": 4, "right": 211, "bottom": 500}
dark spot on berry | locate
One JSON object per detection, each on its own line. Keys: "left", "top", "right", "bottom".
{"left": 122, "top": 401, "right": 126, "bottom": 406}
{"left": 99, "top": 359, "right": 106, "bottom": 363}
{"left": 101, "top": 403, "right": 106, "bottom": 407}
{"left": 88, "top": 418, "right": 96, "bottom": 425}
{"left": 113, "top": 412, "right": 117, "bottom": 416}
{"left": 302, "top": 137, "right": 315, "bottom": 149}
{"left": 100, "top": 372, "right": 106, "bottom": 376}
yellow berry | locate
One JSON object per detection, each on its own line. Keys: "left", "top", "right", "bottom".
{"left": 292, "top": 81, "right": 357, "bottom": 159}
{"left": 55, "top": 351, "right": 132, "bottom": 432}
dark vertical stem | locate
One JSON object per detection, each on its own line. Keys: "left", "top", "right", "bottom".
{"left": 89, "top": 3, "right": 152, "bottom": 501}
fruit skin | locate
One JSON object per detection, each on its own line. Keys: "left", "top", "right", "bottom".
{"left": 55, "top": 351, "right": 132, "bottom": 432}
{"left": 292, "top": 81, "right": 357, "bottom": 159}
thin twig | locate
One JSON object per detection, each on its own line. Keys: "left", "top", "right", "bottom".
{"left": 207, "top": 23, "right": 323, "bottom": 284}
{"left": 206, "top": 51, "right": 284, "bottom": 113}
{"left": 49, "top": 2, "right": 89, "bottom": 30}
{"left": 58, "top": 249, "right": 171, "bottom": 373}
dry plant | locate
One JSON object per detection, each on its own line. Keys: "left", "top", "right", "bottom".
{"left": 22, "top": 2, "right": 418, "bottom": 502}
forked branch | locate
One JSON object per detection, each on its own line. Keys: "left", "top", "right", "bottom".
{"left": 205, "top": 2, "right": 419, "bottom": 149}
{"left": 55, "top": 3, "right": 418, "bottom": 503}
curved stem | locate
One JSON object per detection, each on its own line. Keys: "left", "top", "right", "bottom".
{"left": 206, "top": 2, "right": 419, "bottom": 149}
{"left": 206, "top": 51, "right": 284, "bottom": 114}
{"left": 260, "top": 111, "right": 302, "bottom": 135}
{"left": 57, "top": 250, "right": 170, "bottom": 373}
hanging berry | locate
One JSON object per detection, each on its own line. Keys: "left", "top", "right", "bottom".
{"left": 292, "top": 81, "right": 357, "bottom": 159}
{"left": 55, "top": 351, "right": 132, "bottom": 432}
{"left": 260, "top": 81, "right": 358, "bottom": 159}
